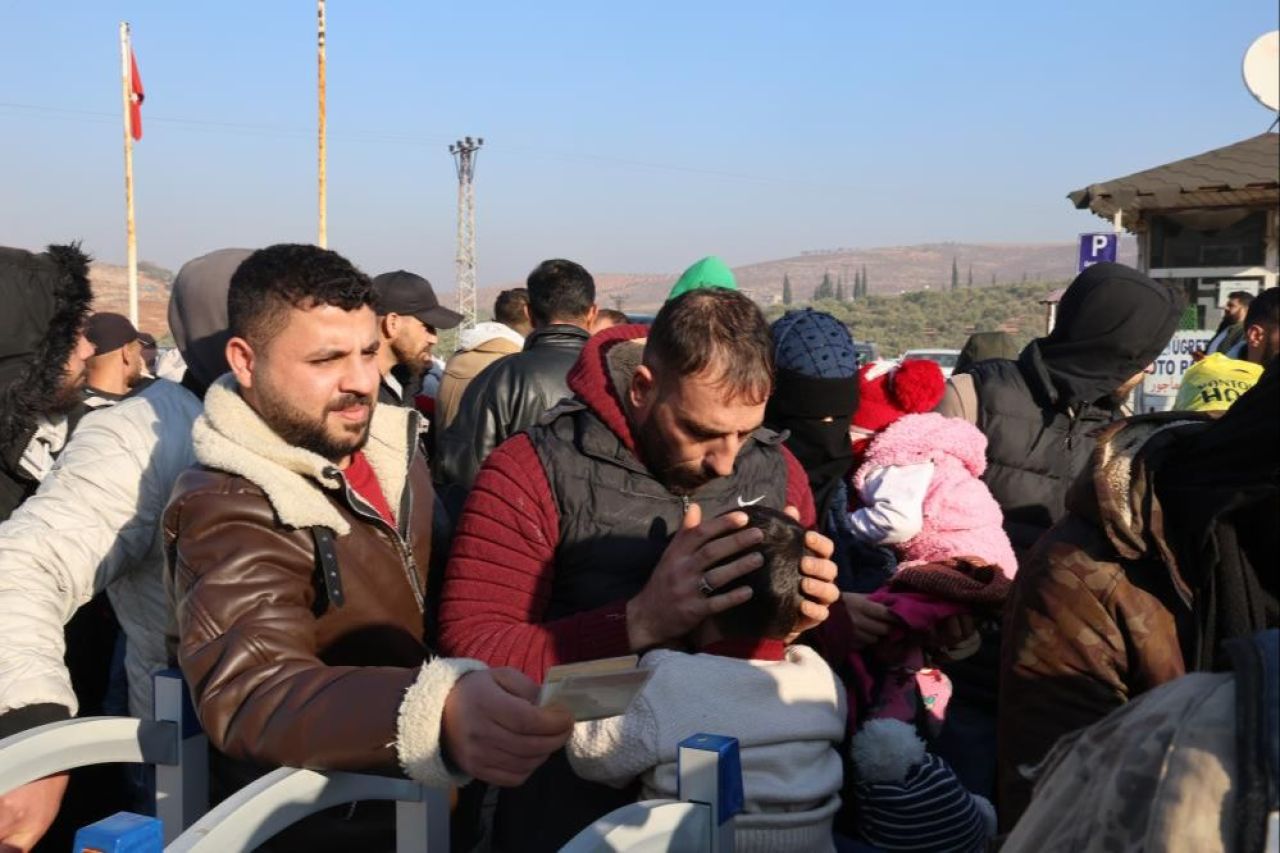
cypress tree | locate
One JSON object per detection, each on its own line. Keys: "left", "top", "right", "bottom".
{"left": 782, "top": 274, "right": 793, "bottom": 306}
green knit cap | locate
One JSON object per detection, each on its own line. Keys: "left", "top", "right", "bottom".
{"left": 666, "top": 256, "right": 738, "bottom": 301}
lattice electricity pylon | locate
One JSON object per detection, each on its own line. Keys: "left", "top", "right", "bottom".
{"left": 449, "top": 137, "right": 483, "bottom": 330}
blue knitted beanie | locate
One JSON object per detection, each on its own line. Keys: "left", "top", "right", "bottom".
{"left": 771, "top": 309, "right": 858, "bottom": 378}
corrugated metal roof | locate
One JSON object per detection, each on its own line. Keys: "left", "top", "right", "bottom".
{"left": 1068, "top": 132, "right": 1280, "bottom": 222}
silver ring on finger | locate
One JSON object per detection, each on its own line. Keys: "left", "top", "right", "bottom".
{"left": 698, "top": 575, "right": 716, "bottom": 597}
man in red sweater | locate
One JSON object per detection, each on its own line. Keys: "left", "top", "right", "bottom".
{"left": 438, "top": 288, "right": 841, "bottom": 850}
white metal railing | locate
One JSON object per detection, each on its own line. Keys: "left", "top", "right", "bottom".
{"left": 562, "top": 733, "right": 743, "bottom": 853}
{"left": 165, "top": 766, "right": 449, "bottom": 853}
{"left": 0, "top": 669, "right": 206, "bottom": 843}
{"left": 3, "top": 667, "right": 742, "bottom": 853}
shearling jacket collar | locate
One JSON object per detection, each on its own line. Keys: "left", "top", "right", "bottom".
{"left": 193, "top": 373, "right": 417, "bottom": 536}
{"left": 1066, "top": 411, "right": 1213, "bottom": 592}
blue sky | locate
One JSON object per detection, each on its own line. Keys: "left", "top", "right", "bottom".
{"left": 1, "top": 1, "right": 1276, "bottom": 288}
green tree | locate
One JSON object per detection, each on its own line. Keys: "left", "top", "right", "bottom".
{"left": 814, "top": 272, "right": 835, "bottom": 301}
{"left": 782, "top": 274, "right": 793, "bottom": 306}
{"left": 836, "top": 279, "right": 846, "bottom": 302}
{"left": 951, "top": 257, "right": 960, "bottom": 291}
{"left": 967, "top": 264, "right": 973, "bottom": 288}
{"left": 860, "top": 265, "right": 869, "bottom": 297}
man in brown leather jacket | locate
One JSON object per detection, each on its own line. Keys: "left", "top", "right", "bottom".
{"left": 164, "top": 244, "right": 572, "bottom": 847}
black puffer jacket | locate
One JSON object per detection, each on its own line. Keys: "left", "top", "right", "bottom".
{"left": 957, "top": 263, "right": 1183, "bottom": 557}
{"left": 435, "top": 323, "right": 589, "bottom": 489}
{"left": 0, "top": 244, "right": 93, "bottom": 521}
{"left": 968, "top": 344, "right": 1121, "bottom": 556}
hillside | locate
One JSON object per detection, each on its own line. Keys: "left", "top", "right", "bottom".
{"left": 88, "top": 261, "right": 174, "bottom": 339}
{"left": 763, "top": 280, "right": 1065, "bottom": 358}
{"left": 479, "top": 239, "right": 1136, "bottom": 314}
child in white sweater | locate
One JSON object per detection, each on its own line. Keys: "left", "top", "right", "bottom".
{"left": 567, "top": 507, "right": 847, "bottom": 853}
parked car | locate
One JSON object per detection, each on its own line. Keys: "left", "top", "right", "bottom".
{"left": 853, "top": 342, "right": 880, "bottom": 367}
{"left": 900, "top": 348, "right": 961, "bottom": 377}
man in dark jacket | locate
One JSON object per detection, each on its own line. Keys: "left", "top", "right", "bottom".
{"left": 166, "top": 244, "right": 572, "bottom": 851}
{"left": 998, "top": 359, "right": 1279, "bottom": 829}
{"left": 937, "top": 262, "right": 1183, "bottom": 559}
{"left": 435, "top": 258, "right": 597, "bottom": 490}
{"left": 438, "top": 288, "right": 843, "bottom": 850}
{"left": 934, "top": 262, "right": 1182, "bottom": 800}
{"left": 0, "top": 244, "right": 95, "bottom": 522}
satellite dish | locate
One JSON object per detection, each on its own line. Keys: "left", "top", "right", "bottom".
{"left": 1242, "top": 30, "right": 1279, "bottom": 111}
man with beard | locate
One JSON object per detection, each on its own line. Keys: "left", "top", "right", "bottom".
{"left": 438, "top": 288, "right": 843, "bottom": 850}
{"left": 0, "top": 244, "right": 94, "bottom": 522}
{"left": 165, "top": 244, "right": 573, "bottom": 850}
{"left": 80, "top": 312, "right": 150, "bottom": 412}
{"left": 371, "top": 269, "right": 462, "bottom": 408}
{"left": 1205, "top": 289, "right": 1253, "bottom": 356}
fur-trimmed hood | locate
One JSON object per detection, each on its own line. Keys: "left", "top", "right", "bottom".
{"left": 456, "top": 321, "right": 525, "bottom": 353}
{"left": 0, "top": 243, "right": 93, "bottom": 455}
{"left": 192, "top": 374, "right": 416, "bottom": 536}
{"left": 1066, "top": 411, "right": 1212, "bottom": 581}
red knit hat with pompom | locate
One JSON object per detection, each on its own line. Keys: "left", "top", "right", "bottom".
{"left": 851, "top": 359, "right": 946, "bottom": 435}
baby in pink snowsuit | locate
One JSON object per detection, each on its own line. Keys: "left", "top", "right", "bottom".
{"left": 846, "top": 359, "right": 1016, "bottom": 726}
{"left": 843, "top": 358, "right": 1011, "bottom": 850}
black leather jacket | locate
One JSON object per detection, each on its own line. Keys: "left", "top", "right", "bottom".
{"left": 435, "top": 324, "right": 589, "bottom": 490}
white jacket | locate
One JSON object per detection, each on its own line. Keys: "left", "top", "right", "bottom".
{"left": 0, "top": 379, "right": 201, "bottom": 726}
{"left": 568, "top": 644, "right": 846, "bottom": 853}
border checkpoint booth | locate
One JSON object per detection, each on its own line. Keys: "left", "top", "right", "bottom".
{"left": 1067, "top": 131, "right": 1280, "bottom": 410}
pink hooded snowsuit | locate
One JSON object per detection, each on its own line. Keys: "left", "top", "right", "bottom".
{"left": 852, "top": 412, "right": 1017, "bottom": 579}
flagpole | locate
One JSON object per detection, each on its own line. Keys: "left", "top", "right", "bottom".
{"left": 316, "top": 0, "right": 327, "bottom": 248}
{"left": 119, "top": 21, "right": 139, "bottom": 325}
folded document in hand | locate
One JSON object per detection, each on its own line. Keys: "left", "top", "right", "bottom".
{"left": 538, "top": 655, "right": 653, "bottom": 721}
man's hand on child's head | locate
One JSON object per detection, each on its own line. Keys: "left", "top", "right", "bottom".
{"left": 782, "top": 506, "right": 841, "bottom": 640}
{"left": 625, "top": 504, "right": 765, "bottom": 652}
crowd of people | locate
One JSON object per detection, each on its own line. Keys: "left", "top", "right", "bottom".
{"left": 0, "top": 241, "right": 1275, "bottom": 853}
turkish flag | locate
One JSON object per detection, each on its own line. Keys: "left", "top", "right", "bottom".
{"left": 129, "top": 49, "right": 144, "bottom": 140}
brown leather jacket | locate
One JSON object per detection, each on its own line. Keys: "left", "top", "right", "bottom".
{"left": 997, "top": 413, "right": 1211, "bottom": 828}
{"left": 165, "top": 376, "right": 480, "bottom": 784}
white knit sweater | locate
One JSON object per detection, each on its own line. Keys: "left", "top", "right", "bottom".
{"left": 567, "top": 644, "right": 847, "bottom": 853}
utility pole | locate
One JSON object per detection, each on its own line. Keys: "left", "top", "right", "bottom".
{"left": 449, "top": 136, "right": 483, "bottom": 329}
{"left": 119, "top": 21, "right": 139, "bottom": 325}
{"left": 316, "top": 0, "right": 327, "bottom": 247}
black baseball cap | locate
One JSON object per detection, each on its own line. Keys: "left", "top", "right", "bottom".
{"left": 85, "top": 312, "right": 140, "bottom": 354}
{"left": 371, "top": 270, "right": 463, "bottom": 330}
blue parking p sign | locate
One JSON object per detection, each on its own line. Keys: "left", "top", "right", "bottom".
{"left": 1078, "top": 233, "right": 1118, "bottom": 271}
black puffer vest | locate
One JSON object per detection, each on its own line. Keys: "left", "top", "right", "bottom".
{"left": 969, "top": 344, "right": 1117, "bottom": 557}
{"left": 496, "top": 399, "right": 791, "bottom": 853}
{"left": 527, "top": 398, "right": 789, "bottom": 619}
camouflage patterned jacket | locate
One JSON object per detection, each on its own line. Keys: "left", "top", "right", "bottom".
{"left": 995, "top": 412, "right": 1215, "bottom": 829}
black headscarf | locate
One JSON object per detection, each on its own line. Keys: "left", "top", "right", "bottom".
{"left": 765, "top": 367, "right": 859, "bottom": 520}
{"left": 1036, "top": 262, "right": 1183, "bottom": 405}
{"left": 1155, "top": 357, "right": 1280, "bottom": 670}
